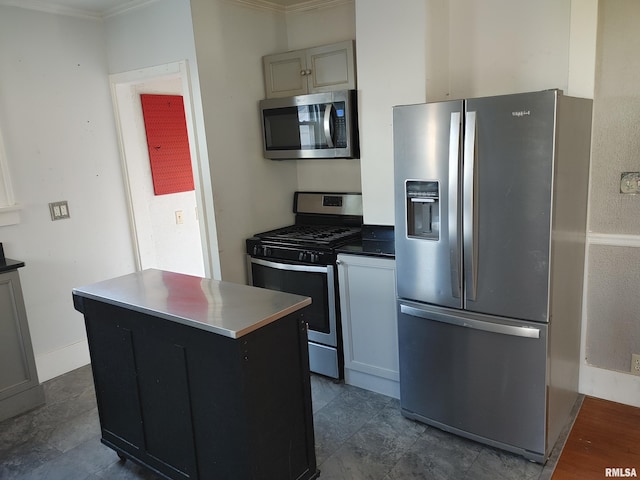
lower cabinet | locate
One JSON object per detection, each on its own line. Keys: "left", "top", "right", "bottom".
{"left": 337, "top": 254, "right": 399, "bottom": 398}
{"left": 0, "top": 267, "right": 44, "bottom": 422}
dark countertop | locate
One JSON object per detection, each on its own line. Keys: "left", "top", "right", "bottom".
{"left": 337, "top": 224, "right": 395, "bottom": 258}
{"left": 0, "top": 258, "right": 25, "bottom": 273}
{"left": 337, "top": 243, "right": 395, "bottom": 258}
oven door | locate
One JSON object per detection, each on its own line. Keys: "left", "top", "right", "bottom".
{"left": 248, "top": 257, "right": 337, "bottom": 347}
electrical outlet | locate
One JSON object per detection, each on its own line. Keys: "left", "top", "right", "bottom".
{"left": 632, "top": 354, "right": 640, "bottom": 376}
{"left": 620, "top": 172, "right": 640, "bottom": 194}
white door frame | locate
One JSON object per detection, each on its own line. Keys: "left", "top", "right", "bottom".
{"left": 109, "top": 60, "right": 220, "bottom": 279}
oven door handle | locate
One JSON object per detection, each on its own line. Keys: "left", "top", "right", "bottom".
{"left": 250, "top": 257, "right": 330, "bottom": 274}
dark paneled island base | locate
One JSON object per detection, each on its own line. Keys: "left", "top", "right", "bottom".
{"left": 73, "top": 269, "right": 318, "bottom": 480}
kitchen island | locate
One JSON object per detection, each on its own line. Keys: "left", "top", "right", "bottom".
{"left": 72, "top": 269, "right": 318, "bottom": 480}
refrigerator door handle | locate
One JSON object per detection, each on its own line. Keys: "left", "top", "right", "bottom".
{"left": 463, "top": 110, "right": 478, "bottom": 302}
{"left": 400, "top": 304, "right": 540, "bottom": 339}
{"left": 448, "top": 112, "right": 462, "bottom": 299}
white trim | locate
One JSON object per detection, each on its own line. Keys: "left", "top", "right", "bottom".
{"left": 0, "top": 0, "right": 159, "bottom": 20}
{"left": 0, "top": 207, "right": 20, "bottom": 227}
{"left": 580, "top": 232, "right": 640, "bottom": 407}
{"left": 228, "top": 0, "right": 353, "bottom": 14}
{"left": 35, "top": 340, "right": 91, "bottom": 382}
{"left": 0, "top": 127, "right": 15, "bottom": 207}
{"left": 229, "top": 0, "right": 285, "bottom": 13}
{"left": 0, "top": 119, "right": 20, "bottom": 226}
{"left": 102, "top": 0, "right": 159, "bottom": 19}
{"left": 344, "top": 369, "right": 400, "bottom": 399}
{"left": 285, "top": 0, "right": 353, "bottom": 14}
{"left": 587, "top": 233, "right": 640, "bottom": 247}
{"left": 579, "top": 364, "right": 640, "bottom": 408}
{"left": 109, "top": 61, "right": 219, "bottom": 279}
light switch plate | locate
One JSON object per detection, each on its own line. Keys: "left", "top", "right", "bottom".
{"left": 49, "top": 201, "right": 70, "bottom": 221}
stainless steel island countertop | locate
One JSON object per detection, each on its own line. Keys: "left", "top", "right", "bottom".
{"left": 72, "top": 269, "right": 311, "bottom": 338}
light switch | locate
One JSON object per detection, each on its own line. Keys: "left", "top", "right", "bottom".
{"left": 49, "top": 201, "right": 70, "bottom": 221}
{"left": 175, "top": 210, "right": 184, "bottom": 224}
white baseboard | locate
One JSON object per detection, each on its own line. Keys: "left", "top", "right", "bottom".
{"left": 35, "top": 340, "right": 91, "bottom": 382}
{"left": 344, "top": 369, "right": 400, "bottom": 399}
{"left": 579, "top": 364, "right": 640, "bottom": 408}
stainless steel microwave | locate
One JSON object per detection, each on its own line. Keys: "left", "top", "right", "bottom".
{"left": 259, "top": 90, "right": 359, "bottom": 160}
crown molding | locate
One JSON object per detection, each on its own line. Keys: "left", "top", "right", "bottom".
{"left": 229, "top": 0, "right": 285, "bottom": 13}
{"left": 229, "top": 0, "right": 352, "bottom": 14}
{"left": 102, "top": 0, "right": 159, "bottom": 19}
{"left": 0, "top": 0, "right": 101, "bottom": 20}
{"left": 284, "top": 0, "right": 353, "bottom": 14}
{"left": 0, "top": 0, "right": 159, "bottom": 21}
{"left": 0, "top": 0, "right": 353, "bottom": 19}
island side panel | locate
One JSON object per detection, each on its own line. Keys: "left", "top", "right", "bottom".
{"left": 241, "top": 311, "right": 318, "bottom": 480}
{"left": 185, "top": 309, "right": 318, "bottom": 480}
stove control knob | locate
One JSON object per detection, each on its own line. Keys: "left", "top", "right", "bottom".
{"left": 252, "top": 245, "right": 258, "bottom": 255}
{"left": 263, "top": 247, "right": 271, "bottom": 257}
{"left": 298, "top": 252, "right": 304, "bottom": 261}
{"left": 310, "top": 253, "right": 318, "bottom": 263}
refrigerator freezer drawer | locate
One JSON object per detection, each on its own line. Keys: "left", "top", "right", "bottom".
{"left": 398, "top": 301, "right": 548, "bottom": 462}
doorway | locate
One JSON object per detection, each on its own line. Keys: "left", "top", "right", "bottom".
{"left": 110, "top": 61, "right": 212, "bottom": 277}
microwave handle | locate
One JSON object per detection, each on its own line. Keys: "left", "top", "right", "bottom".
{"left": 323, "top": 104, "right": 335, "bottom": 148}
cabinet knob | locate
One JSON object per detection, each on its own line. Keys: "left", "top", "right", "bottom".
{"left": 300, "top": 70, "right": 306, "bottom": 76}
{"left": 305, "top": 69, "right": 312, "bottom": 75}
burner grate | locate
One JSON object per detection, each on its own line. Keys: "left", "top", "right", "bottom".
{"left": 256, "top": 224, "right": 361, "bottom": 246}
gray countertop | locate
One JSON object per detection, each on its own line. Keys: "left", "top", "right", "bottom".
{"left": 72, "top": 269, "right": 311, "bottom": 339}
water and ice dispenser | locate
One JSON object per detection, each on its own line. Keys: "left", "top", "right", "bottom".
{"left": 406, "top": 181, "right": 440, "bottom": 241}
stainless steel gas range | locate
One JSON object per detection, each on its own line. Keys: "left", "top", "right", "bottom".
{"left": 246, "top": 192, "right": 363, "bottom": 379}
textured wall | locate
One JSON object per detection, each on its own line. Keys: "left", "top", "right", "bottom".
{"left": 589, "top": 1, "right": 640, "bottom": 234}
{"left": 586, "top": 245, "right": 640, "bottom": 372}
{"left": 585, "top": 0, "right": 640, "bottom": 375}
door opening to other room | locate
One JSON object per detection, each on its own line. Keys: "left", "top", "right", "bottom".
{"left": 110, "top": 61, "right": 210, "bottom": 277}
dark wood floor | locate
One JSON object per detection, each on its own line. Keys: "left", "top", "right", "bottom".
{"left": 552, "top": 396, "right": 640, "bottom": 479}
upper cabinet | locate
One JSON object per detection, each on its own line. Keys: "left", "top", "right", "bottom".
{"left": 263, "top": 40, "right": 356, "bottom": 99}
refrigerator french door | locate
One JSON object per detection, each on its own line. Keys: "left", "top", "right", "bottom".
{"left": 395, "top": 91, "right": 556, "bottom": 321}
{"left": 393, "top": 90, "right": 592, "bottom": 463}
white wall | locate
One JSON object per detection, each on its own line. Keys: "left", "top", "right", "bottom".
{"left": 356, "top": 0, "right": 428, "bottom": 225}
{"left": 356, "top": 0, "right": 574, "bottom": 225}
{"left": 190, "top": 0, "right": 298, "bottom": 284}
{"left": 105, "top": 0, "right": 222, "bottom": 280}
{"left": 446, "top": 0, "right": 571, "bottom": 99}
{"left": 0, "top": 6, "right": 136, "bottom": 381}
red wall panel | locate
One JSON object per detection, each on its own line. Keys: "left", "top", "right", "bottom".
{"left": 141, "top": 94, "right": 195, "bottom": 196}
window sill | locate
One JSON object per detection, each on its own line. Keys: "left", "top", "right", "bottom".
{"left": 0, "top": 204, "right": 21, "bottom": 226}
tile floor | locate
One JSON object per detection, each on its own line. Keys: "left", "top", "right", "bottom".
{"left": 0, "top": 366, "right": 576, "bottom": 479}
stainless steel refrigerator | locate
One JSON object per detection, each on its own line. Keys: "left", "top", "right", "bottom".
{"left": 393, "top": 89, "right": 592, "bottom": 463}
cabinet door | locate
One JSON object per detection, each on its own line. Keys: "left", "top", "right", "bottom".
{"left": 306, "top": 40, "right": 356, "bottom": 93}
{"left": 263, "top": 50, "right": 308, "bottom": 98}
{"left": 263, "top": 41, "right": 356, "bottom": 99}
{"left": 337, "top": 254, "right": 399, "bottom": 397}
{"left": 0, "top": 270, "right": 43, "bottom": 422}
